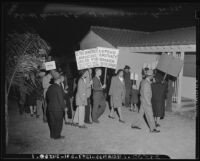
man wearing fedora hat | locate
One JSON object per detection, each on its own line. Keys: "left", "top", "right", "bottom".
{"left": 131, "top": 69, "right": 160, "bottom": 133}
{"left": 46, "top": 69, "right": 66, "bottom": 139}
{"left": 123, "top": 65, "right": 132, "bottom": 108}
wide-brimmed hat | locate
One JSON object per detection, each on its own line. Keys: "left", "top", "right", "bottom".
{"left": 146, "top": 69, "right": 154, "bottom": 76}
{"left": 124, "top": 65, "right": 130, "bottom": 70}
{"left": 79, "top": 69, "right": 88, "bottom": 76}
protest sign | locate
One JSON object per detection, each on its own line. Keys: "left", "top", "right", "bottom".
{"left": 75, "top": 48, "right": 100, "bottom": 70}
{"left": 45, "top": 61, "right": 56, "bottom": 71}
{"left": 97, "top": 47, "right": 119, "bottom": 69}
{"left": 156, "top": 53, "right": 183, "bottom": 77}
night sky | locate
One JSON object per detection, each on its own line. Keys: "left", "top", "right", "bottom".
{"left": 4, "top": 2, "right": 200, "bottom": 59}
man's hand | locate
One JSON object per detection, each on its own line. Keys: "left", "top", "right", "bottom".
{"left": 102, "top": 84, "right": 106, "bottom": 89}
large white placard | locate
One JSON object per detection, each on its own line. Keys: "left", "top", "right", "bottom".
{"left": 75, "top": 48, "right": 100, "bottom": 70}
{"left": 97, "top": 47, "right": 119, "bottom": 69}
{"left": 75, "top": 47, "right": 119, "bottom": 70}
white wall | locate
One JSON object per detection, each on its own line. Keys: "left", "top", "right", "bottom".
{"left": 80, "top": 31, "right": 114, "bottom": 50}
{"left": 182, "top": 76, "right": 196, "bottom": 100}
{"left": 117, "top": 47, "right": 159, "bottom": 81}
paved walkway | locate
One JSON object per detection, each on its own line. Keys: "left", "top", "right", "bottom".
{"left": 6, "top": 98, "right": 196, "bottom": 159}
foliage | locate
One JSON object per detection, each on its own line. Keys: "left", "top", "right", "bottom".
{"left": 6, "top": 32, "right": 51, "bottom": 96}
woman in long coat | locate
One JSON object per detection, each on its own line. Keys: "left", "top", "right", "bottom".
{"left": 109, "top": 69, "right": 126, "bottom": 123}
{"left": 72, "top": 69, "right": 89, "bottom": 128}
{"left": 151, "top": 74, "right": 167, "bottom": 127}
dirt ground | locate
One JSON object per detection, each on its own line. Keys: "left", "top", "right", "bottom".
{"left": 6, "top": 98, "right": 196, "bottom": 159}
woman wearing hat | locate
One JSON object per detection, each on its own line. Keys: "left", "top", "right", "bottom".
{"left": 109, "top": 69, "right": 126, "bottom": 123}
{"left": 72, "top": 69, "right": 89, "bottom": 128}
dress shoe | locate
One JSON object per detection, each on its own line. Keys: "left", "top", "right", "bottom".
{"left": 150, "top": 129, "right": 160, "bottom": 133}
{"left": 108, "top": 115, "right": 115, "bottom": 119}
{"left": 71, "top": 123, "right": 79, "bottom": 127}
{"left": 54, "top": 136, "right": 65, "bottom": 140}
{"left": 85, "top": 121, "right": 93, "bottom": 124}
{"left": 131, "top": 125, "right": 141, "bottom": 130}
{"left": 119, "top": 119, "right": 125, "bottom": 123}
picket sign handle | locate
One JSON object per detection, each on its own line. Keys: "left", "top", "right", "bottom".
{"left": 104, "top": 67, "right": 107, "bottom": 85}
{"left": 162, "top": 73, "right": 167, "bottom": 84}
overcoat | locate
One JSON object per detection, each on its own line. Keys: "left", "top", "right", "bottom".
{"left": 109, "top": 76, "right": 126, "bottom": 108}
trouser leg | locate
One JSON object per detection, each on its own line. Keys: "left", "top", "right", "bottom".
{"left": 53, "top": 111, "right": 63, "bottom": 138}
{"left": 78, "top": 105, "right": 85, "bottom": 126}
{"left": 131, "top": 105, "right": 144, "bottom": 128}
{"left": 143, "top": 106, "right": 156, "bottom": 131}
{"left": 84, "top": 98, "right": 90, "bottom": 122}
{"left": 92, "top": 95, "right": 100, "bottom": 122}
{"left": 97, "top": 96, "right": 106, "bottom": 119}
{"left": 47, "top": 111, "right": 55, "bottom": 138}
{"left": 73, "top": 106, "right": 79, "bottom": 124}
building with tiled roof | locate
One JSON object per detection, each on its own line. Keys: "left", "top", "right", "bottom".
{"left": 80, "top": 26, "right": 196, "bottom": 107}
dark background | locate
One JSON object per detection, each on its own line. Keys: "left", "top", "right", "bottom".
{"left": 3, "top": 2, "right": 199, "bottom": 59}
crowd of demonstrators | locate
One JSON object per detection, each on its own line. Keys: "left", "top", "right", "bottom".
{"left": 15, "top": 59, "right": 174, "bottom": 137}
{"left": 108, "top": 69, "right": 126, "bottom": 123}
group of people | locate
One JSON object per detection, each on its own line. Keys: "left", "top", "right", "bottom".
{"left": 18, "top": 63, "right": 169, "bottom": 139}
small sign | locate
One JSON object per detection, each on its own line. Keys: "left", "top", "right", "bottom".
{"left": 45, "top": 61, "right": 56, "bottom": 71}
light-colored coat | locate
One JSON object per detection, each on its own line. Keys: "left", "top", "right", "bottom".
{"left": 140, "top": 78, "right": 152, "bottom": 108}
{"left": 76, "top": 78, "right": 87, "bottom": 106}
{"left": 109, "top": 76, "right": 126, "bottom": 108}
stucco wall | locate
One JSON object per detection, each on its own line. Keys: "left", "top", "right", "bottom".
{"left": 117, "top": 47, "right": 159, "bottom": 81}
{"left": 80, "top": 31, "right": 114, "bottom": 50}
{"left": 182, "top": 76, "right": 196, "bottom": 100}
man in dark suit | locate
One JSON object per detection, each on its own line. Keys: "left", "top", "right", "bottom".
{"left": 46, "top": 69, "right": 65, "bottom": 139}
{"left": 92, "top": 68, "right": 106, "bottom": 123}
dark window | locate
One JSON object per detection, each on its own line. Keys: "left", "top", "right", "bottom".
{"left": 183, "top": 52, "right": 196, "bottom": 77}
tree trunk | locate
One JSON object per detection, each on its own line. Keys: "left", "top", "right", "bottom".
{"left": 5, "top": 81, "right": 9, "bottom": 147}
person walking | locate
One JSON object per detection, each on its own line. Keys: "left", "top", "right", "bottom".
{"left": 123, "top": 65, "right": 132, "bottom": 108}
{"left": 26, "top": 72, "right": 38, "bottom": 117}
{"left": 46, "top": 69, "right": 65, "bottom": 139}
{"left": 60, "top": 73, "right": 72, "bottom": 125}
{"left": 151, "top": 73, "right": 167, "bottom": 127}
{"left": 72, "top": 69, "right": 89, "bottom": 128}
{"left": 108, "top": 69, "right": 126, "bottom": 123}
{"left": 131, "top": 69, "right": 160, "bottom": 133}
{"left": 84, "top": 68, "right": 93, "bottom": 124}
{"left": 92, "top": 68, "right": 106, "bottom": 123}
{"left": 42, "top": 71, "right": 52, "bottom": 122}
{"left": 130, "top": 80, "right": 139, "bottom": 112}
